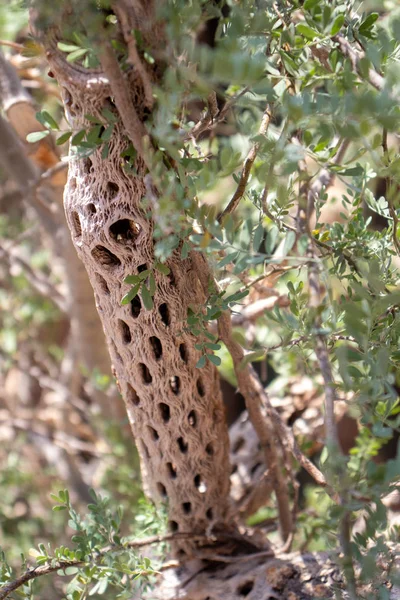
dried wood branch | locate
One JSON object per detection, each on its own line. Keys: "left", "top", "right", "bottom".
{"left": 218, "top": 312, "right": 293, "bottom": 542}
{"left": 218, "top": 106, "right": 272, "bottom": 222}
{"left": 113, "top": 0, "right": 154, "bottom": 109}
{"left": 98, "top": 37, "right": 149, "bottom": 163}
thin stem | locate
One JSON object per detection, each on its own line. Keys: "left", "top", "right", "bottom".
{"left": 218, "top": 106, "right": 272, "bottom": 222}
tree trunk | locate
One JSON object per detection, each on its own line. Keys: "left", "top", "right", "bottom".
{"left": 42, "top": 43, "right": 233, "bottom": 560}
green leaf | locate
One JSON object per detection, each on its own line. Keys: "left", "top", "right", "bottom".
{"left": 204, "top": 342, "right": 221, "bottom": 351}
{"left": 36, "top": 110, "right": 59, "bottom": 130}
{"left": 101, "top": 107, "right": 118, "bottom": 124}
{"left": 64, "top": 567, "right": 79, "bottom": 576}
{"left": 67, "top": 48, "right": 89, "bottom": 63}
{"left": 296, "top": 23, "right": 319, "bottom": 40}
{"left": 101, "top": 125, "right": 114, "bottom": 142}
{"left": 56, "top": 131, "right": 72, "bottom": 145}
{"left": 217, "top": 252, "right": 239, "bottom": 269}
{"left": 282, "top": 230, "right": 296, "bottom": 255}
{"left": 71, "top": 130, "right": 86, "bottom": 145}
{"left": 124, "top": 274, "right": 140, "bottom": 285}
{"left": 148, "top": 271, "right": 156, "bottom": 296}
{"left": 121, "top": 282, "right": 140, "bottom": 305}
{"left": 26, "top": 130, "right": 50, "bottom": 143}
{"left": 196, "top": 355, "right": 206, "bottom": 369}
{"left": 57, "top": 42, "right": 81, "bottom": 52}
{"left": 336, "top": 165, "right": 364, "bottom": 176}
{"left": 359, "top": 13, "right": 379, "bottom": 34}
{"left": 330, "top": 14, "right": 345, "bottom": 35}
{"left": 141, "top": 285, "right": 154, "bottom": 310}
{"left": 138, "top": 269, "right": 151, "bottom": 280}
{"left": 208, "top": 354, "right": 221, "bottom": 366}
{"left": 154, "top": 262, "right": 170, "bottom": 275}
{"left": 85, "top": 114, "right": 101, "bottom": 124}
{"left": 253, "top": 223, "right": 264, "bottom": 252}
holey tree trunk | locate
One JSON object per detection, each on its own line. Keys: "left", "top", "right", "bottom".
{"left": 38, "top": 10, "right": 233, "bottom": 562}
{"left": 32, "top": 5, "right": 347, "bottom": 600}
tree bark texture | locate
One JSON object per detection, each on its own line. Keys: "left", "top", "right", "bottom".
{"left": 42, "top": 40, "right": 232, "bottom": 559}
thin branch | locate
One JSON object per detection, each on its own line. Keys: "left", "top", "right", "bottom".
{"left": 97, "top": 37, "right": 149, "bottom": 164}
{"left": 0, "top": 561, "right": 85, "bottom": 600}
{"left": 297, "top": 155, "right": 358, "bottom": 599}
{"left": 0, "top": 531, "right": 248, "bottom": 600}
{"left": 218, "top": 312, "right": 294, "bottom": 542}
{"left": 334, "top": 34, "right": 384, "bottom": 92}
{"left": 184, "top": 86, "right": 249, "bottom": 142}
{"left": 218, "top": 106, "right": 272, "bottom": 222}
{"left": 113, "top": 0, "right": 154, "bottom": 109}
{"left": 0, "top": 40, "right": 25, "bottom": 52}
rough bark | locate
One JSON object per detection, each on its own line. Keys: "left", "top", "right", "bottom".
{"left": 41, "top": 38, "right": 232, "bottom": 558}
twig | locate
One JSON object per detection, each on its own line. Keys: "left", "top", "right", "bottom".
{"left": 0, "top": 531, "right": 249, "bottom": 600}
{"left": 0, "top": 561, "right": 85, "bottom": 600}
{"left": 297, "top": 158, "right": 358, "bottom": 599}
{"left": 218, "top": 106, "right": 272, "bottom": 222}
{"left": 113, "top": 0, "right": 154, "bottom": 109}
{"left": 0, "top": 40, "right": 25, "bottom": 52}
{"left": 98, "top": 37, "right": 149, "bottom": 164}
{"left": 334, "top": 34, "right": 384, "bottom": 92}
{"left": 218, "top": 312, "right": 293, "bottom": 542}
{"left": 381, "top": 131, "right": 400, "bottom": 258}
{"left": 184, "top": 86, "right": 249, "bottom": 142}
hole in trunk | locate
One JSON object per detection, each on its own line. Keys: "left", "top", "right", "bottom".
{"left": 182, "top": 502, "right": 191, "bottom": 514}
{"left": 126, "top": 383, "right": 140, "bottom": 406}
{"left": 138, "top": 263, "right": 147, "bottom": 273}
{"left": 158, "top": 402, "right": 170, "bottom": 423}
{"left": 94, "top": 273, "right": 110, "bottom": 295}
{"left": 157, "top": 482, "right": 167, "bottom": 498}
{"left": 91, "top": 245, "right": 121, "bottom": 269}
{"left": 250, "top": 462, "right": 262, "bottom": 476}
{"left": 188, "top": 410, "right": 197, "bottom": 427}
{"left": 167, "top": 462, "right": 177, "bottom": 479}
{"left": 206, "top": 508, "right": 213, "bottom": 520}
{"left": 118, "top": 319, "right": 131, "bottom": 344}
{"left": 150, "top": 336, "right": 162, "bottom": 359}
{"left": 169, "top": 520, "right": 179, "bottom": 532}
{"left": 159, "top": 303, "right": 170, "bottom": 326}
{"left": 205, "top": 443, "right": 214, "bottom": 456}
{"left": 169, "top": 376, "right": 180, "bottom": 395}
{"left": 232, "top": 437, "right": 245, "bottom": 454}
{"left": 82, "top": 157, "right": 92, "bottom": 173}
{"left": 87, "top": 203, "right": 96, "bottom": 214}
{"left": 194, "top": 474, "right": 207, "bottom": 493}
{"left": 231, "top": 464, "right": 238, "bottom": 474}
{"left": 197, "top": 377, "right": 205, "bottom": 397}
{"left": 130, "top": 295, "right": 141, "bottom": 318}
{"left": 106, "top": 181, "right": 119, "bottom": 198}
{"left": 168, "top": 267, "right": 176, "bottom": 287}
{"left": 71, "top": 212, "right": 82, "bottom": 237}
{"left": 237, "top": 581, "right": 254, "bottom": 596}
{"left": 179, "top": 343, "right": 188, "bottom": 363}
{"left": 177, "top": 437, "right": 188, "bottom": 453}
{"left": 147, "top": 426, "right": 159, "bottom": 441}
{"left": 109, "top": 219, "right": 140, "bottom": 243}
{"left": 139, "top": 363, "right": 152, "bottom": 384}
